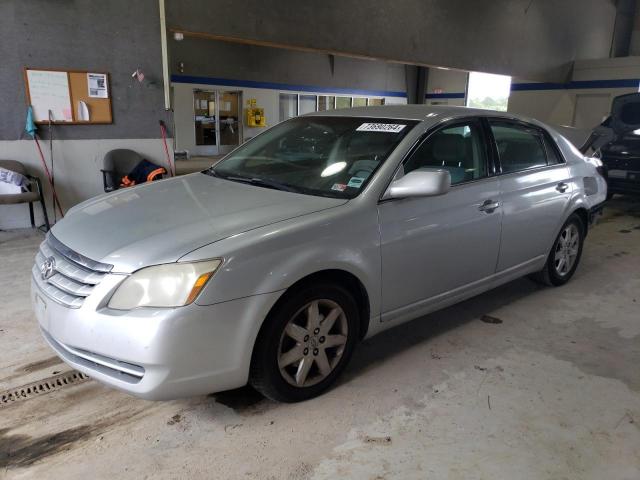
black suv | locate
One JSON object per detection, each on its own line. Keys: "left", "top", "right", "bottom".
{"left": 599, "top": 135, "right": 640, "bottom": 198}
{"left": 582, "top": 93, "right": 640, "bottom": 199}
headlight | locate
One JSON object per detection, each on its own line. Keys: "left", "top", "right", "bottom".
{"left": 108, "top": 259, "right": 221, "bottom": 310}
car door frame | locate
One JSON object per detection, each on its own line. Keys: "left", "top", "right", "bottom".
{"left": 376, "top": 115, "right": 506, "bottom": 326}
{"left": 378, "top": 115, "right": 500, "bottom": 194}
{"left": 482, "top": 116, "right": 573, "bottom": 273}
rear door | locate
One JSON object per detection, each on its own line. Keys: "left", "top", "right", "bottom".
{"left": 488, "top": 119, "right": 571, "bottom": 271}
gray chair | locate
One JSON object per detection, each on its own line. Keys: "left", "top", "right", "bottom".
{"left": 101, "top": 149, "right": 144, "bottom": 192}
{"left": 0, "top": 159, "right": 50, "bottom": 231}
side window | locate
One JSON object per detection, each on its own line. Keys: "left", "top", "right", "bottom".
{"left": 490, "top": 122, "right": 547, "bottom": 174}
{"left": 543, "top": 134, "right": 564, "bottom": 165}
{"left": 403, "top": 122, "right": 488, "bottom": 185}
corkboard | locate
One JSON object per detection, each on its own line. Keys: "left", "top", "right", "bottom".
{"left": 24, "top": 68, "right": 113, "bottom": 125}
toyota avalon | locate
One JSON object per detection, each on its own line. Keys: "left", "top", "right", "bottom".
{"left": 32, "top": 105, "right": 607, "bottom": 402}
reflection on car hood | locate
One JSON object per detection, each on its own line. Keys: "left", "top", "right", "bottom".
{"left": 52, "top": 173, "right": 347, "bottom": 272}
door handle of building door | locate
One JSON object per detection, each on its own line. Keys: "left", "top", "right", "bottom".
{"left": 479, "top": 199, "right": 500, "bottom": 213}
{"left": 556, "top": 182, "right": 569, "bottom": 193}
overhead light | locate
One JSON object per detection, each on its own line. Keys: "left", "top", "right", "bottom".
{"left": 174, "top": 32, "right": 184, "bottom": 41}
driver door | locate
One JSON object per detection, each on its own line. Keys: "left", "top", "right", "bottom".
{"left": 378, "top": 119, "right": 502, "bottom": 320}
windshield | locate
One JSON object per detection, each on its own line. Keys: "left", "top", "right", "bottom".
{"left": 210, "top": 116, "right": 417, "bottom": 198}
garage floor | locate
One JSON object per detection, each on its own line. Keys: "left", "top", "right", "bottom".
{"left": 1, "top": 198, "right": 639, "bottom": 479}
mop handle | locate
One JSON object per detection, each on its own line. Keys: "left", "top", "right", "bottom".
{"left": 159, "top": 120, "right": 174, "bottom": 176}
{"left": 34, "top": 136, "right": 64, "bottom": 217}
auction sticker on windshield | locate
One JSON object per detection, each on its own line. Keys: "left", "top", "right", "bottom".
{"left": 356, "top": 123, "right": 407, "bottom": 133}
{"left": 347, "top": 177, "right": 365, "bottom": 188}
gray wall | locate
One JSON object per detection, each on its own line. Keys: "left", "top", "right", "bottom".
{"left": 167, "top": 0, "right": 618, "bottom": 82}
{"left": 170, "top": 38, "right": 406, "bottom": 93}
{"left": 0, "top": 0, "right": 167, "bottom": 140}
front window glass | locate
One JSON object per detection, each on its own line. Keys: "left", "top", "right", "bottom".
{"left": 211, "top": 116, "right": 417, "bottom": 199}
{"left": 403, "top": 122, "right": 487, "bottom": 184}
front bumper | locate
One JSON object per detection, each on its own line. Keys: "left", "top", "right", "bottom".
{"left": 32, "top": 275, "right": 283, "bottom": 400}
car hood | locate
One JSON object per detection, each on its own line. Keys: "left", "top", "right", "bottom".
{"left": 52, "top": 173, "right": 347, "bottom": 272}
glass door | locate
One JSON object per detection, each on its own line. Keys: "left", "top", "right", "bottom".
{"left": 193, "top": 90, "right": 217, "bottom": 155}
{"left": 218, "top": 91, "right": 242, "bottom": 154}
{"left": 193, "top": 90, "right": 242, "bottom": 156}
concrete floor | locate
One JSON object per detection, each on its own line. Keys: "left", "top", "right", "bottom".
{"left": 1, "top": 197, "right": 639, "bottom": 479}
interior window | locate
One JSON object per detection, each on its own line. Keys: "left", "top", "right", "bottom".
{"left": 403, "top": 122, "right": 488, "bottom": 185}
{"left": 299, "top": 95, "right": 317, "bottom": 115}
{"left": 335, "top": 97, "right": 352, "bottom": 109}
{"left": 490, "top": 123, "right": 547, "bottom": 173}
{"left": 279, "top": 93, "right": 298, "bottom": 122}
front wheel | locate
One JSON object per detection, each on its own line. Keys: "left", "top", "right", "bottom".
{"left": 249, "top": 284, "right": 359, "bottom": 402}
{"left": 531, "top": 214, "right": 585, "bottom": 286}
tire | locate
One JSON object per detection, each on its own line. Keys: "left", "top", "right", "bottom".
{"left": 530, "top": 213, "right": 585, "bottom": 287}
{"left": 249, "top": 283, "right": 360, "bottom": 402}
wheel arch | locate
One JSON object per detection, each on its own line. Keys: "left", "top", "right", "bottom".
{"left": 259, "top": 269, "right": 372, "bottom": 343}
{"left": 571, "top": 207, "right": 589, "bottom": 236}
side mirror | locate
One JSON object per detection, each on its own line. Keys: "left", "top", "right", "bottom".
{"left": 385, "top": 169, "right": 451, "bottom": 199}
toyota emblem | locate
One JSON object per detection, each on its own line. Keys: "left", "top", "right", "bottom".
{"left": 40, "top": 256, "right": 56, "bottom": 281}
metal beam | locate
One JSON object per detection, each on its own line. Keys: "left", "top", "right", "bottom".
{"left": 166, "top": 0, "right": 618, "bottom": 82}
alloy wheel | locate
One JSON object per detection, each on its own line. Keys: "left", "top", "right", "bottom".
{"left": 554, "top": 223, "right": 580, "bottom": 276}
{"left": 277, "top": 299, "right": 349, "bottom": 388}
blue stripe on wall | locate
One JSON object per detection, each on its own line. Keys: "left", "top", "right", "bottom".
{"left": 511, "top": 78, "right": 640, "bottom": 92}
{"left": 425, "top": 92, "right": 466, "bottom": 99}
{"left": 171, "top": 74, "right": 407, "bottom": 98}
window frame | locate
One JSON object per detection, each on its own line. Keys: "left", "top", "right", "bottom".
{"left": 484, "top": 117, "right": 566, "bottom": 175}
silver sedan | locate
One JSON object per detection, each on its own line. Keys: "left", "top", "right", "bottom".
{"left": 32, "top": 106, "right": 607, "bottom": 402}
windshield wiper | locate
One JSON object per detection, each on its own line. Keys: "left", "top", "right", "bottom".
{"left": 217, "top": 174, "right": 299, "bottom": 193}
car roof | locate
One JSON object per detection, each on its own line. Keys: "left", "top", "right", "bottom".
{"left": 306, "top": 104, "right": 540, "bottom": 126}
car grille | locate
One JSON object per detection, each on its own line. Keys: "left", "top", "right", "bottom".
{"left": 32, "top": 234, "right": 113, "bottom": 308}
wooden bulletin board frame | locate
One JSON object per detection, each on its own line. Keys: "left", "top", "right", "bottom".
{"left": 24, "top": 67, "right": 113, "bottom": 125}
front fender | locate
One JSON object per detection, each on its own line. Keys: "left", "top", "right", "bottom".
{"left": 181, "top": 204, "right": 382, "bottom": 320}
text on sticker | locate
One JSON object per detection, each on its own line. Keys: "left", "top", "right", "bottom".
{"left": 356, "top": 123, "right": 407, "bottom": 133}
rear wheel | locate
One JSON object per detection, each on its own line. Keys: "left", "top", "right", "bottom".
{"left": 249, "top": 284, "right": 359, "bottom": 402}
{"left": 531, "top": 214, "right": 585, "bottom": 286}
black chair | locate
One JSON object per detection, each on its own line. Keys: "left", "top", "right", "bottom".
{"left": 0, "top": 159, "right": 50, "bottom": 231}
{"left": 101, "top": 149, "right": 145, "bottom": 192}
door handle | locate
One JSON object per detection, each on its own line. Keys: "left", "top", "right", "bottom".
{"left": 556, "top": 182, "right": 569, "bottom": 193}
{"left": 479, "top": 199, "right": 501, "bottom": 213}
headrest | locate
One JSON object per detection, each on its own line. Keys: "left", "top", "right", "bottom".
{"left": 432, "top": 134, "right": 465, "bottom": 162}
